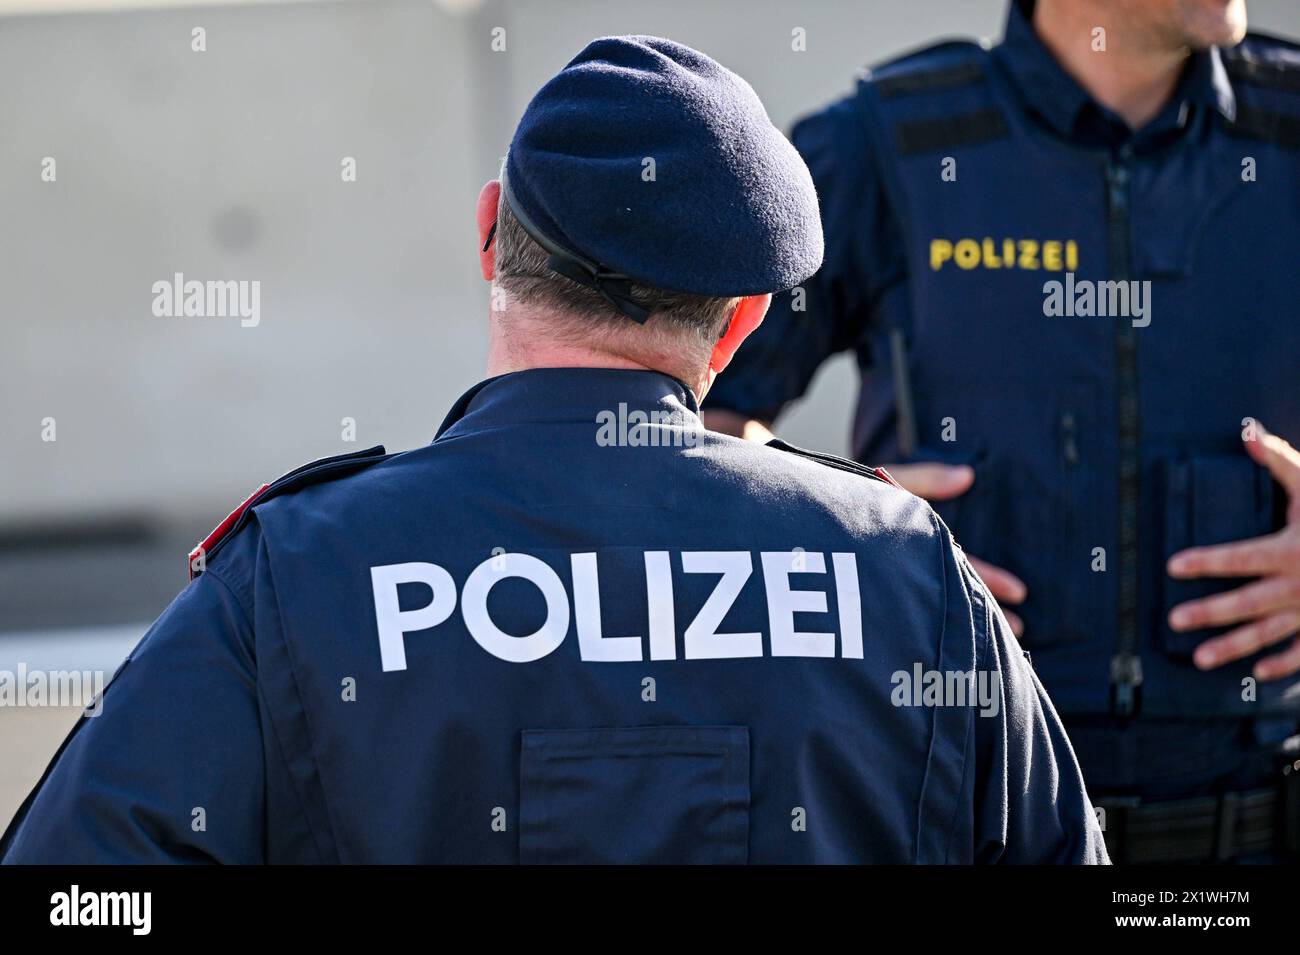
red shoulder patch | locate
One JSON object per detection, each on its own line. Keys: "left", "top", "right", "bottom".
{"left": 873, "top": 466, "right": 903, "bottom": 490}
{"left": 188, "top": 483, "right": 270, "bottom": 580}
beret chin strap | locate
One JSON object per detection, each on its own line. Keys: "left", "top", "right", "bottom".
{"left": 543, "top": 255, "right": 650, "bottom": 324}
{"left": 501, "top": 169, "right": 651, "bottom": 324}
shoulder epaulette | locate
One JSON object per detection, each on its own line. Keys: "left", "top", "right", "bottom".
{"left": 1222, "top": 36, "right": 1300, "bottom": 149}
{"left": 864, "top": 38, "right": 991, "bottom": 99}
{"left": 858, "top": 39, "right": 1008, "bottom": 156}
{"left": 188, "top": 444, "right": 391, "bottom": 580}
{"left": 766, "top": 438, "right": 903, "bottom": 490}
{"left": 1222, "top": 32, "right": 1300, "bottom": 93}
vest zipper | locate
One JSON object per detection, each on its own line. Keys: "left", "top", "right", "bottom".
{"left": 1106, "top": 151, "right": 1143, "bottom": 718}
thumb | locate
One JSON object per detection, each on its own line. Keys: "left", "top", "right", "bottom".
{"left": 1246, "top": 422, "right": 1300, "bottom": 521}
{"left": 882, "top": 462, "right": 976, "bottom": 501}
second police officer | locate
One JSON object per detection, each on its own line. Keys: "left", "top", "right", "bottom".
{"left": 705, "top": 0, "right": 1300, "bottom": 862}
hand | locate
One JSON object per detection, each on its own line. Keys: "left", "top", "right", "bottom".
{"left": 884, "top": 462, "right": 1028, "bottom": 636}
{"left": 700, "top": 409, "right": 776, "bottom": 443}
{"left": 1167, "top": 424, "right": 1300, "bottom": 681}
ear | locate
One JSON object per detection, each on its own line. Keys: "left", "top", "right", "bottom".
{"left": 709, "top": 293, "right": 770, "bottom": 376}
{"left": 477, "top": 180, "right": 501, "bottom": 281}
{"left": 701, "top": 293, "right": 770, "bottom": 400}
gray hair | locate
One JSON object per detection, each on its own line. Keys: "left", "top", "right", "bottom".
{"left": 492, "top": 196, "right": 740, "bottom": 352}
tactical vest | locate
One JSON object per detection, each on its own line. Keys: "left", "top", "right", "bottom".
{"left": 851, "top": 35, "right": 1300, "bottom": 719}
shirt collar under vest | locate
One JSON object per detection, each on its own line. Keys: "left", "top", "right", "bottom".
{"left": 995, "top": 0, "right": 1237, "bottom": 152}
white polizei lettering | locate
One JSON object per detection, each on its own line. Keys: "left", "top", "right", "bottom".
{"left": 644, "top": 550, "right": 677, "bottom": 660}
{"left": 370, "top": 562, "right": 457, "bottom": 672}
{"left": 761, "top": 551, "right": 834, "bottom": 657}
{"left": 461, "top": 553, "right": 569, "bottom": 663}
{"left": 371, "top": 548, "right": 870, "bottom": 667}
{"left": 681, "top": 551, "right": 763, "bottom": 659}
{"left": 571, "top": 553, "right": 643, "bottom": 662}
{"left": 832, "top": 553, "right": 865, "bottom": 659}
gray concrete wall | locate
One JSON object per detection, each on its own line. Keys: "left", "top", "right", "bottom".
{"left": 0, "top": 0, "right": 1004, "bottom": 531}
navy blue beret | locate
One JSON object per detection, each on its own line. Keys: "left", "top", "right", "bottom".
{"left": 503, "top": 35, "right": 823, "bottom": 308}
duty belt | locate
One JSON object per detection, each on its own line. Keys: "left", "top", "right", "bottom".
{"left": 1098, "top": 771, "right": 1300, "bottom": 864}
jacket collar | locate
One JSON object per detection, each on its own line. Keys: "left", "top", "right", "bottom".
{"left": 435, "top": 367, "right": 702, "bottom": 440}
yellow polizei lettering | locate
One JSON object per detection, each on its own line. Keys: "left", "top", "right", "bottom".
{"left": 930, "top": 239, "right": 953, "bottom": 270}
{"left": 1042, "top": 240, "right": 1063, "bottom": 271}
{"left": 927, "top": 238, "right": 1079, "bottom": 271}
{"left": 1018, "top": 239, "right": 1040, "bottom": 270}
{"left": 954, "top": 239, "right": 980, "bottom": 269}
{"left": 981, "top": 237, "right": 1002, "bottom": 268}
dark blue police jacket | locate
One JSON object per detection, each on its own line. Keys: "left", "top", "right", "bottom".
{"left": 707, "top": 2, "right": 1300, "bottom": 724}
{"left": 0, "top": 369, "right": 1106, "bottom": 863}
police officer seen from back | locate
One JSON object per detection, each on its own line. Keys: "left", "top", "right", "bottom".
{"left": 1, "top": 35, "right": 1105, "bottom": 864}
{"left": 705, "top": 0, "right": 1300, "bottom": 863}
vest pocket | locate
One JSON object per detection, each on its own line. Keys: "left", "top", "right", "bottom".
{"left": 519, "top": 725, "right": 750, "bottom": 864}
{"left": 917, "top": 403, "right": 1097, "bottom": 648}
{"left": 1160, "top": 454, "right": 1276, "bottom": 658}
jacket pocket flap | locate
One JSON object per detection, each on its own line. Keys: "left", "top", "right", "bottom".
{"left": 519, "top": 725, "right": 750, "bottom": 864}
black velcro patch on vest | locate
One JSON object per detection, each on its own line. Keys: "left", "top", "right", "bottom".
{"left": 1225, "top": 105, "right": 1300, "bottom": 149}
{"left": 874, "top": 60, "right": 985, "bottom": 98}
{"left": 893, "top": 108, "right": 1009, "bottom": 155}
